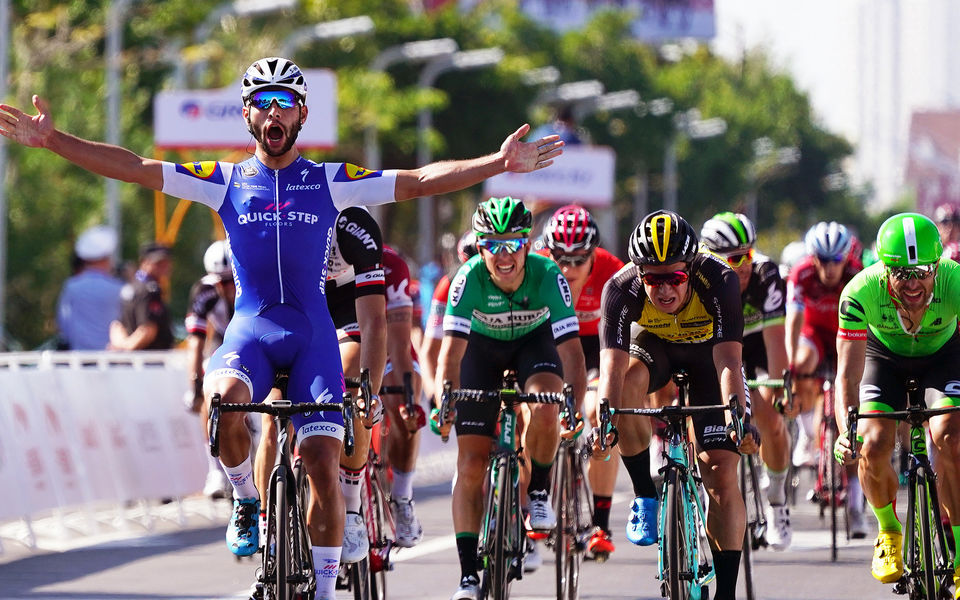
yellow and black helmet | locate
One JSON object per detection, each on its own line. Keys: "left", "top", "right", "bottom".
{"left": 628, "top": 210, "right": 699, "bottom": 266}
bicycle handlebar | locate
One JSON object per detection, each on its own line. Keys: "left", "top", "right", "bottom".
{"left": 745, "top": 369, "right": 793, "bottom": 414}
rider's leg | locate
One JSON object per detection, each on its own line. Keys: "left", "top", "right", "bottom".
{"left": 752, "top": 387, "right": 789, "bottom": 496}
{"left": 585, "top": 387, "right": 619, "bottom": 537}
{"left": 858, "top": 416, "right": 902, "bottom": 582}
{"left": 791, "top": 340, "right": 820, "bottom": 468}
{"left": 618, "top": 359, "right": 659, "bottom": 546}
{"left": 382, "top": 367, "right": 424, "bottom": 547}
{"left": 699, "top": 448, "right": 745, "bottom": 600}
{"left": 298, "top": 434, "right": 346, "bottom": 599}
{"left": 452, "top": 434, "right": 494, "bottom": 581}
{"left": 337, "top": 339, "right": 372, "bottom": 563}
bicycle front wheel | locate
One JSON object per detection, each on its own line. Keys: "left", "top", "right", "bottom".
{"left": 273, "top": 467, "right": 294, "bottom": 600}
{"left": 367, "top": 465, "right": 390, "bottom": 600}
{"left": 554, "top": 447, "right": 579, "bottom": 600}
{"left": 482, "top": 456, "right": 513, "bottom": 600}
{"left": 664, "top": 470, "right": 692, "bottom": 600}
{"left": 916, "top": 474, "right": 940, "bottom": 600}
{"left": 740, "top": 457, "right": 755, "bottom": 600}
{"left": 291, "top": 460, "right": 315, "bottom": 599}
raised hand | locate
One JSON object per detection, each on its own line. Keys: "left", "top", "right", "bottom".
{"left": 0, "top": 95, "right": 55, "bottom": 148}
{"left": 500, "top": 123, "right": 565, "bottom": 173}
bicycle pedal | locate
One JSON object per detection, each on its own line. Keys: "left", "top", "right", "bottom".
{"left": 892, "top": 578, "right": 908, "bottom": 595}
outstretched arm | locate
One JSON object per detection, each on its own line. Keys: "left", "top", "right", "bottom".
{"left": 393, "top": 123, "right": 563, "bottom": 202}
{"left": 0, "top": 95, "right": 164, "bottom": 190}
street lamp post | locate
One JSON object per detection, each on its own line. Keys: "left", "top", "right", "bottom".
{"left": 363, "top": 39, "right": 458, "bottom": 222}
{"left": 279, "top": 15, "right": 375, "bottom": 58}
{"left": 416, "top": 48, "right": 504, "bottom": 267}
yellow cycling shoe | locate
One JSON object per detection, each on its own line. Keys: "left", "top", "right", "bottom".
{"left": 953, "top": 566, "right": 960, "bottom": 599}
{"left": 871, "top": 531, "right": 903, "bottom": 584}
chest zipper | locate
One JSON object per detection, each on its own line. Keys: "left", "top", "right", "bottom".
{"left": 274, "top": 168, "right": 284, "bottom": 304}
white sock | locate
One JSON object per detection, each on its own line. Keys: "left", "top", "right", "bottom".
{"left": 207, "top": 451, "right": 222, "bottom": 474}
{"left": 798, "top": 410, "right": 815, "bottom": 440}
{"left": 391, "top": 468, "right": 415, "bottom": 500}
{"left": 765, "top": 466, "right": 788, "bottom": 506}
{"left": 848, "top": 475, "right": 864, "bottom": 513}
{"left": 222, "top": 456, "right": 258, "bottom": 500}
{"left": 340, "top": 466, "right": 363, "bottom": 514}
{"left": 312, "top": 546, "right": 341, "bottom": 599}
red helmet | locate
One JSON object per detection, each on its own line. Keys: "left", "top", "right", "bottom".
{"left": 543, "top": 205, "right": 599, "bottom": 253}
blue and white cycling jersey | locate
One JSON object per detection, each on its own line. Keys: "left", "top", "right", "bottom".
{"left": 161, "top": 155, "right": 398, "bottom": 442}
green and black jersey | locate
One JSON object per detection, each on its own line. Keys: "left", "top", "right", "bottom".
{"left": 443, "top": 253, "right": 579, "bottom": 342}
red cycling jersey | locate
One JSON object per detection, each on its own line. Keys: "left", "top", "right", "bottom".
{"left": 786, "top": 254, "right": 861, "bottom": 335}
{"left": 535, "top": 246, "right": 624, "bottom": 337}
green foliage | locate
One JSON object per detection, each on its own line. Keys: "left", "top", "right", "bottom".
{"left": 3, "top": 0, "right": 863, "bottom": 347}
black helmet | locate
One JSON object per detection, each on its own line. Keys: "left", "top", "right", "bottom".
{"left": 628, "top": 210, "right": 699, "bottom": 266}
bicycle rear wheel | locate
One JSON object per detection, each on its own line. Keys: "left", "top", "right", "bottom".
{"left": 740, "top": 458, "right": 755, "bottom": 600}
{"left": 350, "top": 556, "right": 373, "bottom": 600}
{"left": 826, "top": 422, "right": 839, "bottom": 562}
{"left": 291, "top": 460, "right": 315, "bottom": 599}
{"left": 367, "top": 464, "right": 391, "bottom": 600}
{"left": 273, "top": 466, "right": 294, "bottom": 600}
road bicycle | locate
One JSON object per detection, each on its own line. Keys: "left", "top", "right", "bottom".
{"left": 208, "top": 370, "right": 355, "bottom": 600}
{"left": 338, "top": 368, "right": 416, "bottom": 600}
{"left": 439, "top": 375, "right": 574, "bottom": 600}
{"left": 740, "top": 371, "right": 791, "bottom": 600}
{"left": 597, "top": 370, "right": 743, "bottom": 600}
{"left": 846, "top": 378, "right": 960, "bottom": 600}
{"left": 547, "top": 385, "right": 593, "bottom": 600}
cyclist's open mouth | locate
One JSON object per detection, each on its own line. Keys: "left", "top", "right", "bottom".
{"left": 266, "top": 125, "right": 285, "bottom": 144}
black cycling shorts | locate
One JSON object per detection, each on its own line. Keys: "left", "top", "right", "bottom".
{"left": 862, "top": 331, "right": 960, "bottom": 412}
{"left": 455, "top": 323, "right": 563, "bottom": 438}
{"left": 581, "top": 334, "right": 600, "bottom": 373}
{"left": 741, "top": 332, "right": 767, "bottom": 380}
{"left": 630, "top": 329, "right": 739, "bottom": 454}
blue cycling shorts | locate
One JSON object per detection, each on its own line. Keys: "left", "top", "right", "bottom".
{"left": 205, "top": 303, "right": 345, "bottom": 443}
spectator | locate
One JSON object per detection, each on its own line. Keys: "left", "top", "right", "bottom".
{"left": 109, "top": 242, "right": 174, "bottom": 351}
{"left": 56, "top": 225, "right": 123, "bottom": 350}
{"left": 933, "top": 202, "right": 960, "bottom": 261}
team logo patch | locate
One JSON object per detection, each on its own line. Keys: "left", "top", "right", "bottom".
{"left": 176, "top": 161, "right": 225, "bottom": 185}
{"left": 450, "top": 273, "right": 467, "bottom": 307}
{"left": 557, "top": 273, "right": 573, "bottom": 307}
{"left": 333, "top": 163, "right": 382, "bottom": 182}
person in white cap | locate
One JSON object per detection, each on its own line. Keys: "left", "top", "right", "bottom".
{"left": 55, "top": 225, "right": 124, "bottom": 350}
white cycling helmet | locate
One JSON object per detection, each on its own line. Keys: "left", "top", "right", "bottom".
{"left": 804, "top": 221, "right": 852, "bottom": 261}
{"left": 240, "top": 57, "right": 307, "bottom": 103}
{"left": 203, "top": 240, "right": 232, "bottom": 278}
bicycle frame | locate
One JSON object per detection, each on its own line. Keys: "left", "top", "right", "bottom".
{"left": 550, "top": 414, "right": 594, "bottom": 600}
{"left": 849, "top": 379, "right": 957, "bottom": 599}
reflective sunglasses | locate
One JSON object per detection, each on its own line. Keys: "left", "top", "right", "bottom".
{"left": 813, "top": 253, "right": 846, "bottom": 265}
{"left": 552, "top": 251, "right": 591, "bottom": 267}
{"left": 640, "top": 270, "right": 690, "bottom": 287}
{"left": 249, "top": 89, "right": 300, "bottom": 110}
{"left": 724, "top": 248, "right": 754, "bottom": 268}
{"left": 476, "top": 237, "right": 528, "bottom": 255}
{"left": 889, "top": 264, "right": 937, "bottom": 281}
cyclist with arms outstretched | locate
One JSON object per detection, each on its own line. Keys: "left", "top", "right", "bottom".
{"left": 0, "top": 57, "right": 563, "bottom": 600}
{"left": 539, "top": 204, "right": 624, "bottom": 559}
{"left": 700, "top": 211, "right": 793, "bottom": 550}
{"left": 435, "top": 197, "right": 587, "bottom": 600}
{"left": 834, "top": 213, "right": 960, "bottom": 593}
{"left": 596, "top": 210, "right": 758, "bottom": 600}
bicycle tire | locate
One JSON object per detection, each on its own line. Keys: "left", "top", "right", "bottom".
{"left": 367, "top": 465, "right": 389, "bottom": 600}
{"left": 291, "top": 460, "right": 315, "bottom": 599}
{"left": 485, "top": 456, "right": 513, "bottom": 600}
{"left": 274, "top": 466, "right": 293, "bottom": 600}
{"left": 827, "top": 423, "right": 839, "bottom": 562}
{"left": 664, "top": 470, "right": 690, "bottom": 600}
{"left": 740, "top": 459, "right": 755, "bottom": 600}
{"left": 917, "top": 474, "right": 938, "bottom": 599}
{"left": 554, "top": 447, "right": 580, "bottom": 600}
{"left": 350, "top": 556, "right": 373, "bottom": 600}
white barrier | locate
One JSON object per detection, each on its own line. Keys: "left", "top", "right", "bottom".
{"left": 0, "top": 351, "right": 207, "bottom": 546}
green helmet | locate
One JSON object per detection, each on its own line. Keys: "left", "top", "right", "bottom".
{"left": 473, "top": 197, "right": 532, "bottom": 236}
{"left": 875, "top": 213, "right": 943, "bottom": 267}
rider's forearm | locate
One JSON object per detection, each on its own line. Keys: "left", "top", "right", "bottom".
{"left": 394, "top": 152, "right": 504, "bottom": 202}
{"left": 359, "top": 315, "right": 388, "bottom": 396}
{"left": 597, "top": 348, "right": 628, "bottom": 410}
{"left": 557, "top": 338, "right": 587, "bottom": 406}
{"left": 784, "top": 310, "right": 802, "bottom": 365}
{"left": 46, "top": 129, "right": 164, "bottom": 190}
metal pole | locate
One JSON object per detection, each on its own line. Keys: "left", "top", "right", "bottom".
{"left": 663, "top": 134, "right": 677, "bottom": 213}
{"left": 0, "top": 0, "right": 8, "bottom": 348}
{"left": 106, "top": 0, "right": 130, "bottom": 251}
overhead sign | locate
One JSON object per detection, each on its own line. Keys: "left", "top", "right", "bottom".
{"left": 153, "top": 69, "right": 336, "bottom": 150}
{"left": 483, "top": 145, "right": 616, "bottom": 206}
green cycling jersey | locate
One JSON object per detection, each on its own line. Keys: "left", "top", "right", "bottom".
{"left": 443, "top": 252, "right": 579, "bottom": 342}
{"left": 837, "top": 259, "right": 960, "bottom": 356}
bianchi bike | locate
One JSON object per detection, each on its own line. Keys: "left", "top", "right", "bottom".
{"left": 598, "top": 370, "right": 743, "bottom": 600}
{"left": 439, "top": 375, "right": 574, "bottom": 600}
{"left": 208, "top": 370, "right": 355, "bottom": 600}
{"left": 846, "top": 378, "right": 960, "bottom": 600}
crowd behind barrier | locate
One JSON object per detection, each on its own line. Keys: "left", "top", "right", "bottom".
{"left": 0, "top": 350, "right": 205, "bottom": 549}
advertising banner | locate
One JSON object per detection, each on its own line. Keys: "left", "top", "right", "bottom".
{"left": 483, "top": 145, "right": 616, "bottom": 206}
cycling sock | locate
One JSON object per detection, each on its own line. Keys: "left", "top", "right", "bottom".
{"left": 207, "top": 451, "right": 222, "bottom": 474}
{"left": 222, "top": 456, "right": 258, "bottom": 500}
{"left": 391, "top": 468, "right": 414, "bottom": 500}
{"left": 529, "top": 460, "right": 553, "bottom": 494}
{"left": 621, "top": 450, "right": 657, "bottom": 498}
{"left": 712, "top": 549, "right": 741, "bottom": 600}
{"left": 593, "top": 495, "right": 612, "bottom": 532}
{"left": 870, "top": 500, "right": 902, "bottom": 533}
{"left": 797, "top": 410, "right": 815, "bottom": 440}
{"left": 953, "top": 526, "right": 960, "bottom": 568}
{"left": 311, "top": 546, "right": 340, "bottom": 598}
{"left": 765, "top": 466, "right": 788, "bottom": 506}
{"left": 339, "top": 466, "right": 364, "bottom": 514}
{"left": 456, "top": 533, "right": 480, "bottom": 580}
